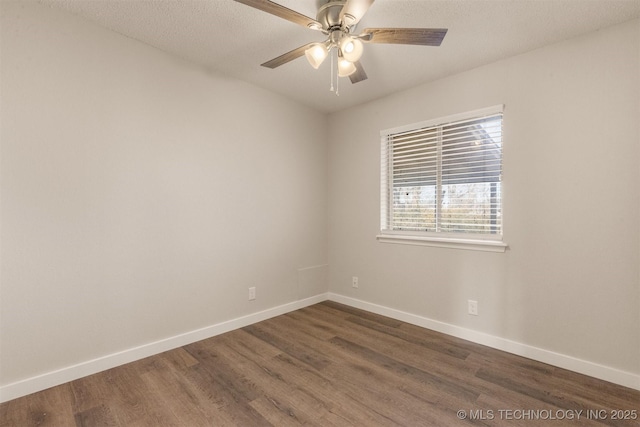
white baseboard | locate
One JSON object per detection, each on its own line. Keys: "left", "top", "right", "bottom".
{"left": 0, "top": 293, "right": 329, "bottom": 403}
{"left": 328, "top": 293, "right": 640, "bottom": 391}
{"left": 3, "top": 291, "right": 637, "bottom": 403}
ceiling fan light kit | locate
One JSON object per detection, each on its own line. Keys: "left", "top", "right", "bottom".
{"left": 234, "top": 0, "right": 447, "bottom": 90}
{"left": 339, "top": 36, "right": 363, "bottom": 62}
{"left": 338, "top": 53, "right": 357, "bottom": 77}
{"left": 305, "top": 42, "right": 330, "bottom": 69}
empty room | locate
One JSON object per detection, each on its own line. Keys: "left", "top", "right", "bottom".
{"left": 1, "top": 0, "right": 639, "bottom": 425}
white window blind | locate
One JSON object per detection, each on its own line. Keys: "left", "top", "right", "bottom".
{"left": 381, "top": 106, "right": 503, "bottom": 241}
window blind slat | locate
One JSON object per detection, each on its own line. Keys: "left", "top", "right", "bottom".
{"left": 381, "top": 107, "right": 503, "bottom": 236}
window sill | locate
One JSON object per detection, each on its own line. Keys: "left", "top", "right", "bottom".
{"left": 376, "top": 234, "right": 508, "bottom": 253}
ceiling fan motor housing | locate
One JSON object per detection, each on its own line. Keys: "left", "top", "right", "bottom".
{"left": 317, "top": 0, "right": 348, "bottom": 31}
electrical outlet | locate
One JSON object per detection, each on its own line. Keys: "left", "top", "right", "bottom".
{"left": 249, "top": 287, "right": 256, "bottom": 301}
{"left": 352, "top": 276, "right": 359, "bottom": 288}
{"left": 468, "top": 300, "right": 478, "bottom": 316}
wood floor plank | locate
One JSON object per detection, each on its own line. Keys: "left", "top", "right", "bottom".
{"left": 242, "top": 324, "right": 332, "bottom": 371}
{"left": 183, "top": 341, "right": 274, "bottom": 426}
{"left": 320, "top": 301, "right": 404, "bottom": 328}
{"left": 330, "top": 335, "right": 480, "bottom": 403}
{"left": 301, "top": 304, "right": 480, "bottom": 376}
{"left": 346, "top": 314, "right": 471, "bottom": 359}
{"left": 276, "top": 351, "right": 431, "bottom": 426}
{"left": 283, "top": 305, "right": 482, "bottom": 388}
{"left": 74, "top": 404, "right": 119, "bottom": 427}
{"left": 220, "top": 338, "right": 384, "bottom": 426}
{"left": 249, "top": 396, "right": 306, "bottom": 426}
{"left": 255, "top": 314, "right": 482, "bottom": 425}
{"left": 0, "top": 383, "right": 75, "bottom": 427}
{"left": 236, "top": 325, "right": 408, "bottom": 425}
{"left": 266, "top": 309, "right": 482, "bottom": 412}
{"left": 233, "top": 322, "right": 433, "bottom": 425}
{"left": 469, "top": 352, "right": 635, "bottom": 412}
{"left": 137, "top": 353, "right": 215, "bottom": 425}
{"left": 474, "top": 368, "right": 638, "bottom": 427}
{"left": 164, "top": 347, "right": 200, "bottom": 369}
{"left": 2, "top": 301, "right": 638, "bottom": 426}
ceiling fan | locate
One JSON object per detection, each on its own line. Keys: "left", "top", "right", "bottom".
{"left": 234, "top": 0, "right": 447, "bottom": 85}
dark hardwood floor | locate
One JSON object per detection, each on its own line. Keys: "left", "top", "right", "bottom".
{"left": 1, "top": 301, "right": 639, "bottom": 426}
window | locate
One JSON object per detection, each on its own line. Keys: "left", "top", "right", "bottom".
{"left": 378, "top": 105, "right": 506, "bottom": 252}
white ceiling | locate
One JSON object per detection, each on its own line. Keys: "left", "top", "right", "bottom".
{"left": 42, "top": 0, "right": 640, "bottom": 113}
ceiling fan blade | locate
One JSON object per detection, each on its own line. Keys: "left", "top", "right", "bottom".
{"left": 261, "top": 42, "right": 316, "bottom": 69}
{"left": 349, "top": 61, "right": 368, "bottom": 84}
{"left": 234, "top": 0, "right": 322, "bottom": 30}
{"left": 340, "top": 0, "right": 375, "bottom": 27}
{"left": 361, "top": 28, "right": 448, "bottom": 46}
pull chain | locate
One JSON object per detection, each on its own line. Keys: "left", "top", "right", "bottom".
{"left": 328, "top": 48, "right": 340, "bottom": 96}
{"left": 334, "top": 49, "right": 340, "bottom": 96}
{"left": 330, "top": 51, "right": 335, "bottom": 92}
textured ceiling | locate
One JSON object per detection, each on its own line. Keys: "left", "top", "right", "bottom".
{"left": 41, "top": 0, "right": 640, "bottom": 113}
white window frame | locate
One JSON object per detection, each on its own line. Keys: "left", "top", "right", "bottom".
{"left": 377, "top": 105, "right": 507, "bottom": 252}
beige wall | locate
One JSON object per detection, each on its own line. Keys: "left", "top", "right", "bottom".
{"left": 327, "top": 19, "right": 640, "bottom": 376}
{"left": 0, "top": 1, "right": 327, "bottom": 387}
